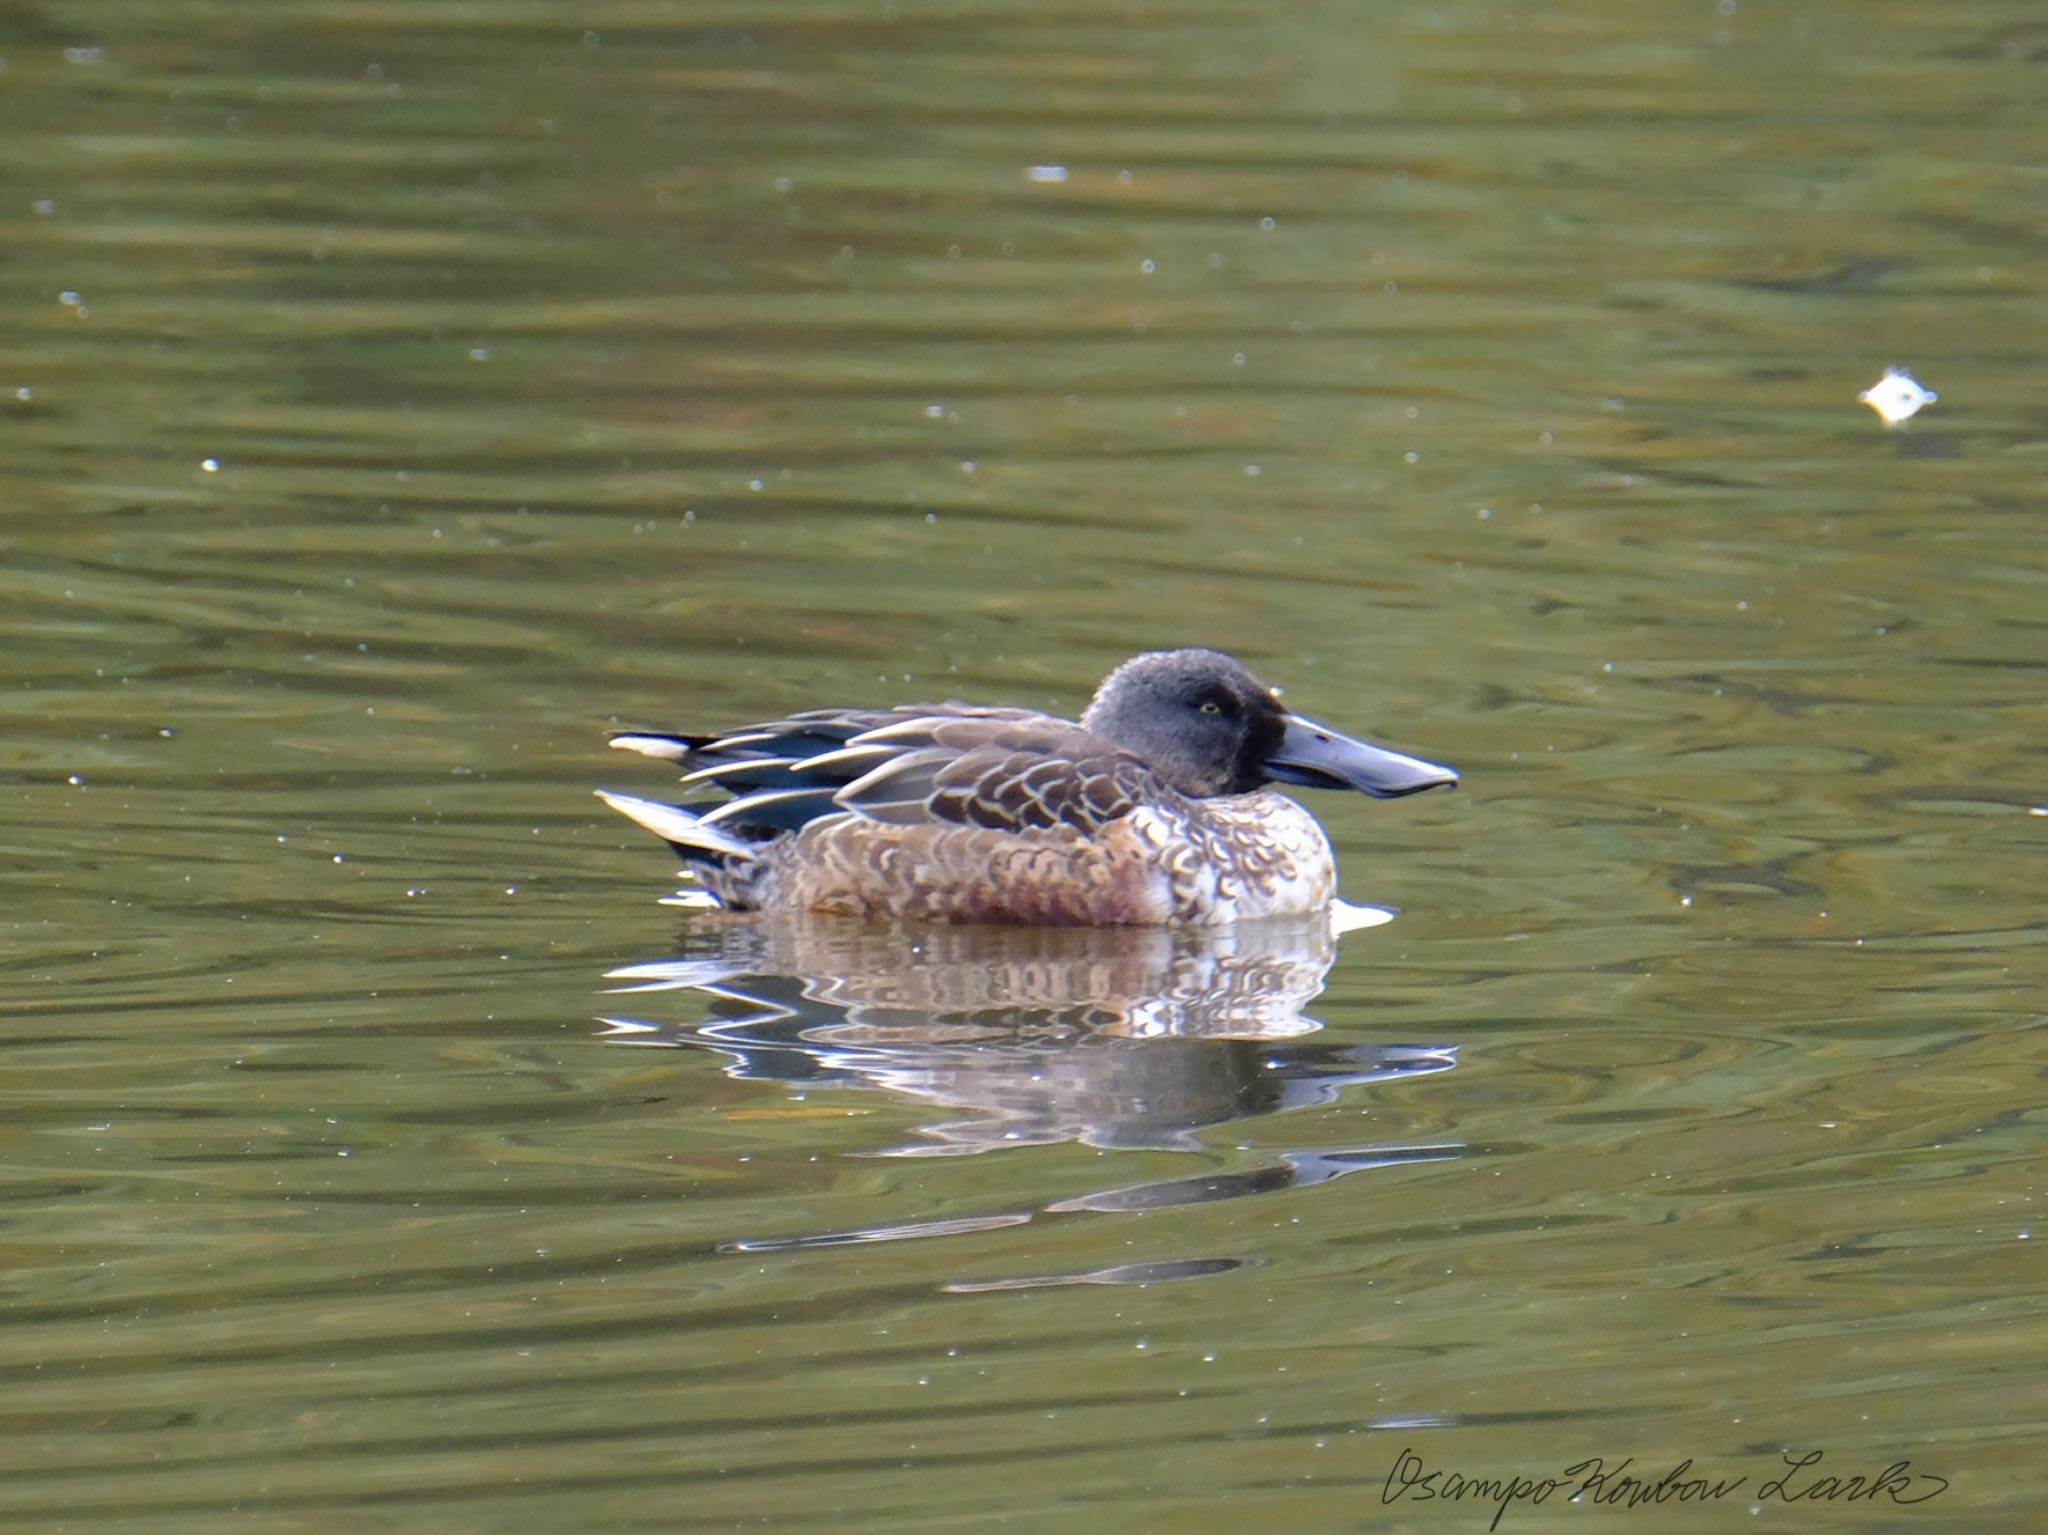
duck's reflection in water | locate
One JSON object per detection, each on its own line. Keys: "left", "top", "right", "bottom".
{"left": 600, "top": 911, "right": 1461, "bottom": 1284}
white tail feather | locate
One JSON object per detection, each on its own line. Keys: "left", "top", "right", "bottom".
{"left": 609, "top": 734, "right": 695, "bottom": 762}
{"left": 594, "top": 789, "right": 760, "bottom": 860}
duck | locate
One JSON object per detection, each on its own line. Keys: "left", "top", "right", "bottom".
{"left": 597, "top": 648, "right": 1457, "bottom": 926}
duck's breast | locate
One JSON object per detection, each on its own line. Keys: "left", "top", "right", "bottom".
{"left": 1146, "top": 792, "right": 1338, "bottom": 923}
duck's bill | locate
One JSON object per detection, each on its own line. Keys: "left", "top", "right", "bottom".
{"left": 1264, "top": 714, "right": 1459, "bottom": 799}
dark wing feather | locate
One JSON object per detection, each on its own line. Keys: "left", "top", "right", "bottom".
{"left": 698, "top": 787, "right": 842, "bottom": 834}
{"left": 614, "top": 704, "right": 1044, "bottom": 778}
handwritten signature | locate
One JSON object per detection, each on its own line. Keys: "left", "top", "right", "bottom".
{"left": 1381, "top": 1447, "right": 1949, "bottom": 1531}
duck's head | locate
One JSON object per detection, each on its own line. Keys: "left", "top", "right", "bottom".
{"left": 1081, "top": 648, "right": 1459, "bottom": 801}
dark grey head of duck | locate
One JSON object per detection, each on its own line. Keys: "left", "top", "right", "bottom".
{"left": 1079, "top": 648, "right": 1459, "bottom": 801}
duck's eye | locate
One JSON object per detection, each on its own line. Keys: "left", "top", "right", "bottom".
{"left": 1198, "top": 699, "right": 1224, "bottom": 716}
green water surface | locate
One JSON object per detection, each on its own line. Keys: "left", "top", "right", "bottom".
{"left": 3, "top": 1, "right": 2042, "bottom": 1530}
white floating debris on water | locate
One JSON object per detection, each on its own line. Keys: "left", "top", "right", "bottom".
{"left": 1858, "top": 367, "right": 1937, "bottom": 428}
{"left": 200, "top": 457, "right": 220, "bottom": 472}
{"left": 1024, "top": 164, "right": 1069, "bottom": 184}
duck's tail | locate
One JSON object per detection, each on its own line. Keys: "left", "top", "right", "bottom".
{"left": 594, "top": 790, "right": 761, "bottom": 864}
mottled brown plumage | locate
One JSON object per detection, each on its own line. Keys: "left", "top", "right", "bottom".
{"left": 599, "top": 649, "right": 1456, "bottom": 926}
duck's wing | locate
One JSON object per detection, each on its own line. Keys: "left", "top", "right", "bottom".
{"left": 611, "top": 707, "right": 1155, "bottom": 840}
{"left": 834, "top": 716, "right": 1156, "bottom": 835}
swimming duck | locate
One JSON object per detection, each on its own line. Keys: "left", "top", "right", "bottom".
{"left": 598, "top": 648, "right": 1456, "bottom": 925}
